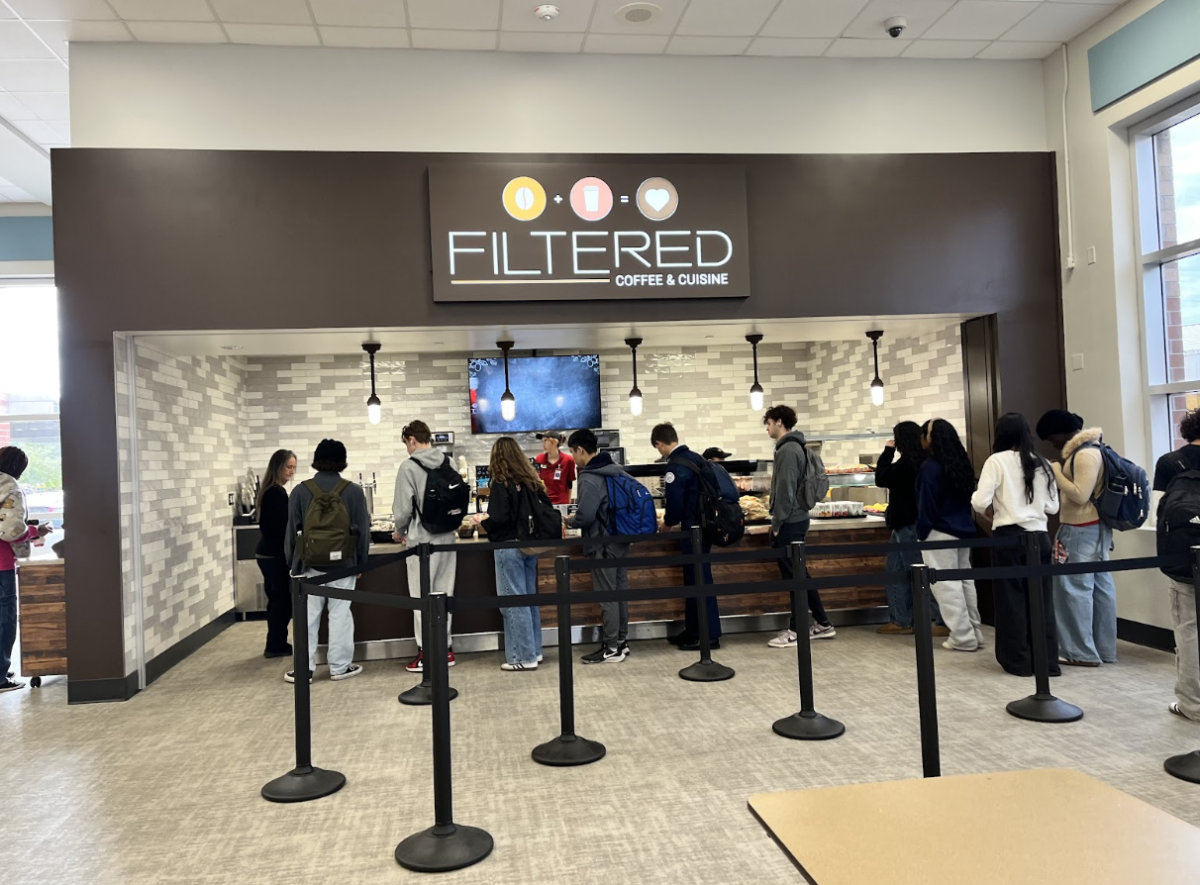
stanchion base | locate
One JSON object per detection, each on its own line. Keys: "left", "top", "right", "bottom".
{"left": 531, "top": 734, "right": 606, "bottom": 767}
{"left": 773, "top": 710, "right": 845, "bottom": 741}
{"left": 395, "top": 823, "right": 494, "bottom": 873}
{"left": 261, "top": 766, "right": 346, "bottom": 803}
{"left": 679, "top": 660, "right": 735, "bottom": 682}
{"left": 1006, "top": 694, "right": 1083, "bottom": 723}
{"left": 1164, "top": 751, "right": 1200, "bottom": 784}
{"left": 398, "top": 684, "right": 460, "bottom": 706}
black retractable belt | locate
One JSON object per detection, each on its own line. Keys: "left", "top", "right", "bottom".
{"left": 400, "top": 543, "right": 460, "bottom": 706}
{"left": 772, "top": 541, "right": 844, "bottom": 740}
{"left": 261, "top": 576, "right": 347, "bottom": 802}
{"left": 1165, "top": 545, "right": 1200, "bottom": 783}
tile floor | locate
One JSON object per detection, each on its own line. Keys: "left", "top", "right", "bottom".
{"left": 4, "top": 623, "right": 1200, "bottom": 884}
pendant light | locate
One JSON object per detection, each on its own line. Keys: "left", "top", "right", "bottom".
{"left": 867, "top": 330, "right": 885, "bottom": 406}
{"left": 362, "top": 342, "right": 382, "bottom": 424}
{"left": 625, "top": 336, "right": 643, "bottom": 417}
{"left": 746, "top": 333, "right": 764, "bottom": 410}
{"left": 497, "top": 339, "right": 516, "bottom": 422}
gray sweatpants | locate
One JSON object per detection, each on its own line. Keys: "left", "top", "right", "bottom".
{"left": 1170, "top": 578, "right": 1200, "bottom": 720}
{"left": 407, "top": 540, "right": 458, "bottom": 648}
{"left": 593, "top": 547, "right": 630, "bottom": 647}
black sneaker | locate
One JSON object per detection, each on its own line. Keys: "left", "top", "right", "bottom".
{"left": 0, "top": 679, "right": 26, "bottom": 693}
{"left": 678, "top": 637, "right": 721, "bottom": 651}
{"left": 581, "top": 645, "right": 626, "bottom": 665}
{"left": 618, "top": 641, "right": 631, "bottom": 657}
{"left": 283, "top": 670, "right": 313, "bottom": 684}
{"left": 668, "top": 632, "right": 697, "bottom": 647}
{"left": 263, "top": 645, "right": 293, "bottom": 659}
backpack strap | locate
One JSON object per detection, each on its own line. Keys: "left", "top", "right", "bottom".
{"left": 331, "top": 478, "right": 350, "bottom": 497}
{"left": 778, "top": 436, "right": 811, "bottom": 484}
{"left": 303, "top": 479, "right": 321, "bottom": 496}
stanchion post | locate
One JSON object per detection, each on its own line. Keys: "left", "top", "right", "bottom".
{"left": 910, "top": 564, "right": 940, "bottom": 777}
{"left": 532, "top": 555, "right": 606, "bottom": 766}
{"left": 680, "top": 526, "right": 735, "bottom": 683}
{"left": 1164, "top": 545, "right": 1200, "bottom": 783}
{"left": 772, "top": 541, "right": 844, "bottom": 740}
{"left": 1006, "top": 531, "right": 1083, "bottom": 724}
{"left": 395, "top": 593, "right": 493, "bottom": 872}
{"left": 261, "top": 577, "right": 347, "bottom": 802}
{"left": 400, "top": 543, "right": 459, "bottom": 706}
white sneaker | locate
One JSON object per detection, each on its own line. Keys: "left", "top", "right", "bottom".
{"left": 810, "top": 623, "right": 837, "bottom": 640}
{"left": 330, "top": 664, "right": 363, "bottom": 681}
{"left": 500, "top": 661, "right": 538, "bottom": 671}
{"left": 768, "top": 629, "right": 798, "bottom": 648}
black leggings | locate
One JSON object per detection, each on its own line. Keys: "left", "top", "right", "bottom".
{"left": 256, "top": 556, "right": 293, "bottom": 653}
{"left": 777, "top": 520, "right": 830, "bottom": 628}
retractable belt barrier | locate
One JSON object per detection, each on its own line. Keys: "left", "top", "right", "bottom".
{"left": 266, "top": 529, "right": 1200, "bottom": 875}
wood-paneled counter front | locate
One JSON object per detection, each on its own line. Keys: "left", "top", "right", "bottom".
{"left": 343, "top": 519, "right": 890, "bottom": 644}
{"left": 16, "top": 560, "right": 68, "bottom": 681}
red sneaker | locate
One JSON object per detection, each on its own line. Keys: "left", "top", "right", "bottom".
{"left": 447, "top": 650, "right": 456, "bottom": 668}
{"left": 405, "top": 651, "right": 424, "bottom": 673}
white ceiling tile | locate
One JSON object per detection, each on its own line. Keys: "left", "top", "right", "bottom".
{"left": 666, "top": 35, "right": 751, "bottom": 55}
{"left": 924, "top": 1, "right": 1038, "bottom": 40}
{"left": 27, "top": 20, "right": 132, "bottom": 46}
{"left": 0, "top": 175, "right": 10, "bottom": 186}
{"left": 319, "top": 26, "right": 409, "bottom": 47}
{"left": 824, "top": 37, "right": 911, "bottom": 56}
{"left": 0, "top": 195, "right": 10, "bottom": 202}
{"left": 109, "top": 0, "right": 216, "bottom": 20}
{"left": 210, "top": 0, "right": 313, "bottom": 25}
{"left": 311, "top": 0, "right": 407, "bottom": 28}
{"left": 843, "top": 0, "right": 955, "bottom": 39}
{"left": 975, "top": 39, "right": 1060, "bottom": 58}
{"left": 761, "top": 0, "right": 871, "bottom": 38}
{"left": 676, "top": 0, "right": 779, "bottom": 37}
{"left": 224, "top": 23, "right": 320, "bottom": 44}
{"left": 13, "top": 119, "right": 62, "bottom": 143}
{"left": 583, "top": 33, "right": 668, "bottom": 53}
{"left": 745, "top": 36, "right": 833, "bottom": 56}
{"left": 411, "top": 29, "right": 497, "bottom": 50}
{"left": 501, "top": 0, "right": 593, "bottom": 31}
{"left": 6, "top": 0, "right": 114, "bottom": 19}
{"left": 9, "top": 91, "right": 68, "bottom": 119}
{"left": 408, "top": 0, "right": 500, "bottom": 31}
{"left": 0, "top": 60, "right": 69, "bottom": 91}
{"left": 590, "top": 0, "right": 687, "bottom": 35}
{"left": 902, "top": 38, "right": 990, "bottom": 57}
{"left": 0, "top": 21, "right": 55, "bottom": 58}
{"left": 48, "top": 118, "right": 68, "bottom": 140}
{"left": 0, "top": 185, "right": 38, "bottom": 201}
{"left": 127, "top": 21, "right": 227, "bottom": 42}
{"left": 0, "top": 90, "right": 37, "bottom": 120}
{"left": 498, "top": 31, "right": 584, "bottom": 52}
{"left": 1001, "top": 2, "right": 1117, "bottom": 41}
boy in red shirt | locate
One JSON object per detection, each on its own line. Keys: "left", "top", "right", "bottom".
{"left": 534, "top": 432, "right": 576, "bottom": 505}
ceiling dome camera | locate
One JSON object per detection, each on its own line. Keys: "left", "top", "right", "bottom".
{"left": 885, "top": 16, "right": 907, "bottom": 38}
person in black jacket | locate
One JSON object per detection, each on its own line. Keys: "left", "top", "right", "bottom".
{"left": 874, "top": 422, "right": 946, "bottom": 637}
{"left": 255, "top": 448, "right": 296, "bottom": 658}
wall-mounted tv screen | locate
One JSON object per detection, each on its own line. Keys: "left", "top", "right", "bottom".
{"left": 469, "top": 354, "right": 602, "bottom": 435}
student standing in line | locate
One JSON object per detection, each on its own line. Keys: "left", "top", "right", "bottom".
{"left": 916, "top": 419, "right": 984, "bottom": 652}
{"left": 476, "top": 437, "right": 545, "bottom": 672}
{"left": 283, "top": 439, "right": 367, "bottom": 684}
{"left": 972, "top": 413, "right": 1062, "bottom": 677}
{"left": 534, "top": 432, "right": 576, "bottom": 506}
{"left": 0, "top": 446, "right": 53, "bottom": 692}
{"left": 874, "top": 422, "right": 947, "bottom": 637}
{"left": 1036, "top": 409, "right": 1117, "bottom": 668}
{"left": 1152, "top": 408, "right": 1200, "bottom": 721}
{"left": 255, "top": 448, "right": 297, "bottom": 660}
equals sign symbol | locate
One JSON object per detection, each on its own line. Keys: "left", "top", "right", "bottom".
{"left": 620, "top": 195, "right": 630, "bottom": 203}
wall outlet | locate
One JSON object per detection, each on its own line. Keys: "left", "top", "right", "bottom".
{"left": 1071, "top": 353, "right": 1085, "bottom": 371}
{"left": 228, "top": 492, "right": 235, "bottom": 506}
{"left": 1086, "top": 246, "right": 1097, "bottom": 265}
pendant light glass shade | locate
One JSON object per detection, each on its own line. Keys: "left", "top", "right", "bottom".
{"left": 746, "top": 333, "right": 764, "bottom": 410}
{"left": 870, "top": 379, "right": 885, "bottom": 407}
{"left": 867, "top": 331, "right": 884, "bottom": 408}
{"left": 498, "top": 340, "right": 516, "bottom": 422}
{"left": 362, "top": 342, "right": 382, "bottom": 424}
{"left": 749, "top": 382, "right": 764, "bottom": 411}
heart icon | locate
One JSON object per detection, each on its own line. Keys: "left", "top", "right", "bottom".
{"left": 645, "top": 189, "right": 671, "bottom": 212}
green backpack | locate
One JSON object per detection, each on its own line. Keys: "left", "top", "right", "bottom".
{"left": 300, "top": 479, "right": 355, "bottom": 568}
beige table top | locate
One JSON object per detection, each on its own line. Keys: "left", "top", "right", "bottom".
{"left": 748, "top": 768, "right": 1200, "bottom": 885}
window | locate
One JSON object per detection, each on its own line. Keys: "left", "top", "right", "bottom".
{"left": 1136, "top": 100, "right": 1200, "bottom": 459}
{"left": 0, "top": 287, "right": 63, "bottom": 553}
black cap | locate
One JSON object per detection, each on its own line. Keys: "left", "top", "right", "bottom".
{"left": 314, "top": 438, "right": 347, "bottom": 463}
{"left": 702, "top": 447, "right": 731, "bottom": 460}
{"left": 1035, "top": 410, "right": 1084, "bottom": 440}
{"left": 536, "top": 431, "right": 563, "bottom": 442}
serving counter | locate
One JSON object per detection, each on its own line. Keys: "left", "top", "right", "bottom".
{"left": 319, "top": 518, "right": 891, "bottom": 657}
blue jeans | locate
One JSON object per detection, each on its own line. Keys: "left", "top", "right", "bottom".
{"left": 885, "top": 527, "right": 944, "bottom": 627}
{"left": 0, "top": 570, "right": 15, "bottom": 678}
{"left": 302, "top": 570, "right": 356, "bottom": 675}
{"left": 1053, "top": 523, "right": 1118, "bottom": 664}
{"left": 495, "top": 548, "right": 543, "bottom": 665}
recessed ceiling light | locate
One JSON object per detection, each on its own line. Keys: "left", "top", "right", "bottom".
{"left": 615, "top": 2, "right": 661, "bottom": 25}
{"left": 534, "top": 4, "right": 560, "bottom": 22}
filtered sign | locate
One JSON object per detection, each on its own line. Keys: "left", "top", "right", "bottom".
{"left": 428, "top": 162, "right": 750, "bottom": 302}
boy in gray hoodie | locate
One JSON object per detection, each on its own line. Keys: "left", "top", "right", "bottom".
{"left": 392, "top": 420, "right": 460, "bottom": 673}
{"left": 568, "top": 429, "right": 632, "bottom": 664}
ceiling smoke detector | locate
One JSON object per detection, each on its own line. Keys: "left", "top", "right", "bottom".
{"left": 614, "top": 2, "right": 662, "bottom": 25}
{"left": 534, "top": 4, "right": 560, "bottom": 21}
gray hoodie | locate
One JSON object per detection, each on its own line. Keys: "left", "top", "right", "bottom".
{"left": 568, "top": 452, "right": 632, "bottom": 557}
{"left": 392, "top": 447, "right": 460, "bottom": 544}
{"left": 770, "top": 429, "right": 812, "bottom": 531}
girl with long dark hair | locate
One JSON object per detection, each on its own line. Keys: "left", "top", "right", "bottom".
{"left": 255, "top": 448, "right": 297, "bottom": 658}
{"left": 971, "top": 413, "right": 1061, "bottom": 677}
{"left": 916, "top": 419, "right": 984, "bottom": 651}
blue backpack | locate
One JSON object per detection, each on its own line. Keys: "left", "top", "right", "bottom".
{"left": 710, "top": 462, "right": 740, "bottom": 504}
{"left": 1070, "top": 442, "right": 1150, "bottom": 531}
{"left": 605, "top": 473, "right": 658, "bottom": 537}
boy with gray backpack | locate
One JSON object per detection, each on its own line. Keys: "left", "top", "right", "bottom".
{"left": 283, "top": 439, "right": 369, "bottom": 684}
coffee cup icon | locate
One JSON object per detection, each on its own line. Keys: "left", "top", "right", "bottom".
{"left": 583, "top": 185, "right": 600, "bottom": 213}
{"left": 570, "top": 177, "right": 613, "bottom": 222}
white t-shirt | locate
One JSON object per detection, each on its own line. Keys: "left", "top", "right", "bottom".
{"left": 971, "top": 450, "right": 1060, "bottom": 531}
